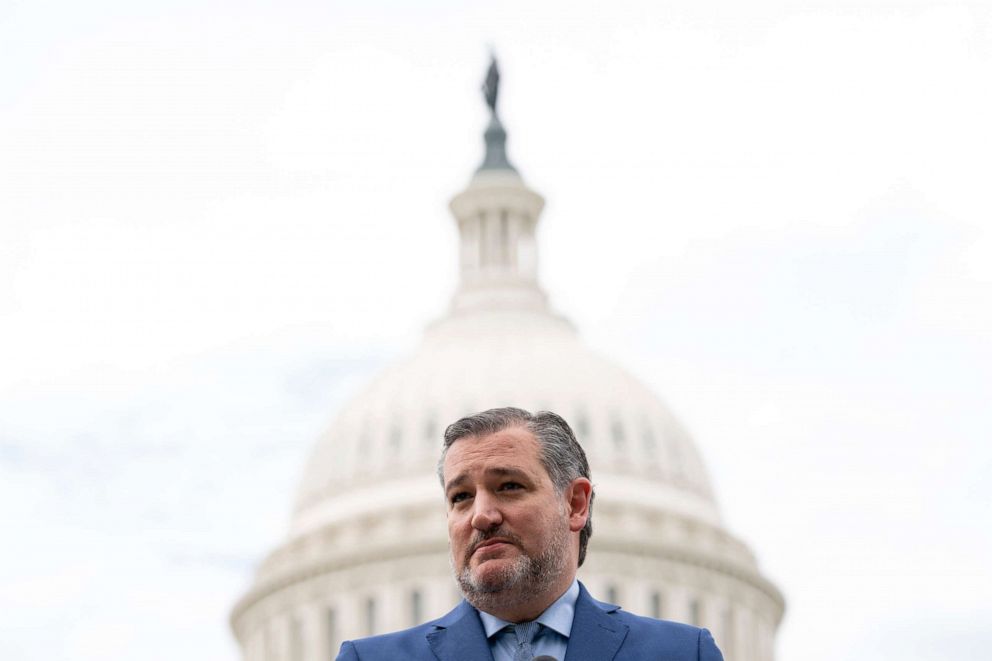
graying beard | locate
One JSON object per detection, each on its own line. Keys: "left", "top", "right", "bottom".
{"left": 453, "top": 515, "right": 569, "bottom": 614}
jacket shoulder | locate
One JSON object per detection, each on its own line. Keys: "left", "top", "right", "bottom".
{"left": 575, "top": 583, "right": 723, "bottom": 660}
{"left": 336, "top": 622, "right": 438, "bottom": 660}
{"left": 335, "top": 602, "right": 476, "bottom": 661}
{"left": 609, "top": 610, "right": 723, "bottom": 660}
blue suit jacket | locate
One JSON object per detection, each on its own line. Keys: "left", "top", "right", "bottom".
{"left": 337, "top": 582, "right": 723, "bottom": 660}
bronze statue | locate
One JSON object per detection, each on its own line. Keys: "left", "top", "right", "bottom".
{"left": 482, "top": 56, "right": 499, "bottom": 115}
{"left": 477, "top": 54, "right": 515, "bottom": 172}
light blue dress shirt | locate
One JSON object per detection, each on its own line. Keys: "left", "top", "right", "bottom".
{"left": 477, "top": 579, "right": 579, "bottom": 661}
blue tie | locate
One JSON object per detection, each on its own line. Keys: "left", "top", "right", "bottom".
{"left": 511, "top": 621, "right": 540, "bottom": 661}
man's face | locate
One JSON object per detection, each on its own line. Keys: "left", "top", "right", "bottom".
{"left": 442, "top": 426, "right": 574, "bottom": 607}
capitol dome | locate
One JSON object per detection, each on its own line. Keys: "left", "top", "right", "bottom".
{"left": 231, "top": 63, "right": 784, "bottom": 661}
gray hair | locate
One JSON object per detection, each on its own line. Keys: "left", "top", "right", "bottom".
{"left": 437, "top": 407, "right": 595, "bottom": 567}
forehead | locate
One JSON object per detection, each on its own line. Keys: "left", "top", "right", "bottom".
{"left": 443, "top": 426, "right": 546, "bottom": 479}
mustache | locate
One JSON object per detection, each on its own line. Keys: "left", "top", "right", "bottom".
{"left": 466, "top": 527, "right": 523, "bottom": 562}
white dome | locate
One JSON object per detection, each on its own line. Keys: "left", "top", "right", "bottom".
{"left": 292, "top": 306, "right": 721, "bottom": 540}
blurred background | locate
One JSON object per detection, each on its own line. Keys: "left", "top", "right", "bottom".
{"left": 2, "top": 1, "right": 990, "bottom": 659}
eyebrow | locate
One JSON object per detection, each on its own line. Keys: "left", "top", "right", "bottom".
{"left": 444, "top": 467, "right": 530, "bottom": 493}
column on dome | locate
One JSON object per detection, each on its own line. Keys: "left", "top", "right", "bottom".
{"left": 288, "top": 614, "right": 303, "bottom": 661}
{"left": 298, "top": 602, "right": 324, "bottom": 661}
{"left": 452, "top": 184, "right": 541, "bottom": 285}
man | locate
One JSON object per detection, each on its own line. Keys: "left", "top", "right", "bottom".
{"left": 337, "top": 407, "right": 723, "bottom": 661}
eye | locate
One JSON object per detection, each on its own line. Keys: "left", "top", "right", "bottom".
{"left": 450, "top": 491, "right": 471, "bottom": 505}
{"left": 499, "top": 481, "right": 524, "bottom": 492}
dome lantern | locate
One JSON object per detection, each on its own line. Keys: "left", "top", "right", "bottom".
{"left": 448, "top": 56, "right": 551, "bottom": 317}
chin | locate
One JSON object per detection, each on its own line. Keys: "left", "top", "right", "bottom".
{"left": 475, "top": 558, "right": 516, "bottom": 583}
{"left": 463, "top": 556, "right": 528, "bottom": 594}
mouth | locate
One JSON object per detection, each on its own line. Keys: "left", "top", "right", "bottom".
{"left": 470, "top": 537, "right": 514, "bottom": 558}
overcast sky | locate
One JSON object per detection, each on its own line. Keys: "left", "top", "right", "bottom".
{"left": 2, "top": 1, "right": 990, "bottom": 659}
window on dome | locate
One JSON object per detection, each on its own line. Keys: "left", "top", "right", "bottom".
{"left": 326, "top": 608, "right": 337, "bottom": 660}
{"left": 499, "top": 210, "right": 510, "bottom": 264}
{"left": 610, "top": 418, "right": 626, "bottom": 448}
{"left": 424, "top": 417, "right": 437, "bottom": 444}
{"left": 479, "top": 212, "right": 490, "bottom": 266}
{"left": 574, "top": 410, "right": 589, "bottom": 440}
{"left": 722, "top": 608, "right": 734, "bottom": 657}
{"left": 410, "top": 589, "right": 423, "bottom": 625}
{"left": 642, "top": 425, "right": 656, "bottom": 453}
{"left": 358, "top": 421, "right": 371, "bottom": 458}
{"left": 389, "top": 425, "right": 402, "bottom": 452}
{"left": 365, "top": 597, "right": 376, "bottom": 636}
{"left": 650, "top": 591, "right": 663, "bottom": 619}
{"left": 669, "top": 438, "right": 686, "bottom": 479}
{"left": 605, "top": 584, "right": 619, "bottom": 605}
{"left": 689, "top": 598, "right": 701, "bottom": 626}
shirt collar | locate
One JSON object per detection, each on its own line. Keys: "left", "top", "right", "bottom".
{"left": 478, "top": 578, "right": 580, "bottom": 639}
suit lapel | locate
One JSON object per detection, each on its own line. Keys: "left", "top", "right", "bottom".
{"left": 564, "top": 583, "right": 629, "bottom": 661}
{"left": 426, "top": 600, "right": 495, "bottom": 661}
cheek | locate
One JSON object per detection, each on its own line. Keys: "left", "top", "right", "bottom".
{"left": 448, "top": 515, "right": 468, "bottom": 544}
{"left": 447, "top": 519, "right": 473, "bottom": 565}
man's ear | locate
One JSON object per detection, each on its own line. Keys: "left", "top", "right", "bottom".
{"left": 564, "top": 477, "right": 592, "bottom": 533}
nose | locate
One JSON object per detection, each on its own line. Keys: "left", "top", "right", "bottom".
{"left": 470, "top": 491, "right": 503, "bottom": 531}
